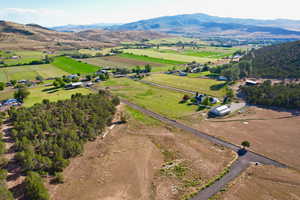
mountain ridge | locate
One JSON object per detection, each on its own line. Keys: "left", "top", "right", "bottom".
{"left": 0, "top": 21, "right": 167, "bottom": 50}
{"left": 105, "top": 13, "right": 300, "bottom": 38}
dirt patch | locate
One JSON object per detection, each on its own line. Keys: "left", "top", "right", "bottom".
{"left": 215, "top": 165, "right": 300, "bottom": 200}
{"left": 48, "top": 113, "right": 234, "bottom": 200}
{"left": 192, "top": 106, "right": 300, "bottom": 169}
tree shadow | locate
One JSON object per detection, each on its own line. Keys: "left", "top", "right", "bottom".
{"left": 210, "top": 83, "right": 227, "bottom": 91}
{"left": 42, "top": 86, "right": 59, "bottom": 92}
{"left": 10, "top": 181, "right": 26, "bottom": 200}
{"left": 47, "top": 89, "right": 59, "bottom": 94}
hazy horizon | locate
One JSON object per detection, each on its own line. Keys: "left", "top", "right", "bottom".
{"left": 1, "top": 0, "right": 300, "bottom": 26}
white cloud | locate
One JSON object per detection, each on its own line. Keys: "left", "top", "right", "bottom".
{"left": 0, "top": 8, "right": 67, "bottom": 26}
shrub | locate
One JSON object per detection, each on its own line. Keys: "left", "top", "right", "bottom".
{"left": 24, "top": 171, "right": 49, "bottom": 200}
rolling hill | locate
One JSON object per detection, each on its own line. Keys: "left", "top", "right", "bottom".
{"left": 0, "top": 21, "right": 167, "bottom": 50}
{"left": 106, "top": 13, "right": 300, "bottom": 39}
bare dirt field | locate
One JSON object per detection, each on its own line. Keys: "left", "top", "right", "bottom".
{"left": 214, "top": 165, "right": 300, "bottom": 200}
{"left": 190, "top": 106, "right": 300, "bottom": 169}
{"left": 48, "top": 107, "right": 234, "bottom": 200}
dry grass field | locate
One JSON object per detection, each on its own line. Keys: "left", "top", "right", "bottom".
{"left": 48, "top": 106, "right": 235, "bottom": 200}
{"left": 191, "top": 106, "right": 300, "bottom": 170}
{"left": 213, "top": 165, "right": 300, "bottom": 200}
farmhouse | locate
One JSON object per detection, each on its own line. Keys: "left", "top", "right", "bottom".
{"left": 218, "top": 76, "right": 228, "bottom": 81}
{"left": 209, "top": 105, "right": 231, "bottom": 116}
{"left": 67, "top": 74, "right": 79, "bottom": 79}
{"left": 3, "top": 99, "right": 20, "bottom": 106}
{"left": 96, "top": 70, "right": 108, "bottom": 75}
{"left": 11, "top": 56, "right": 20, "bottom": 59}
{"left": 85, "top": 82, "right": 93, "bottom": 87}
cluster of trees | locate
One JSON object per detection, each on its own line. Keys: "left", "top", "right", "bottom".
{"left": 8, "top": 92, "right": 119, "bottom": 178}
{"left": 0, "top": 82, "right": 5, "bottom": 91}
{"left": 0, "top": 169, "right": 13, "bottom": 200}
{"left": 211, "top": 40, "right": 300, "bottom": 80}
{"left": 241, "top": 40, "right": 300, "bottom": 78}
{"left": 0, "top": 113, "right": 14, "bottom": 200}
{"left": 240, "top": 80, "right": 300, "bottom": 108}
{"left": 14, "top": 87, "right": 30, "bottom": 101}
{"left": 63, "top": 52, "right": 103, "bottom": 59}
{"left": 210, "top": 60, "right": 253, "bottom": 81}
{"left": 24, "top": 171, "right": 49, "bottom": 200}
{"left": 53, "top": 75, "right": 82, "bottom": 88}
{"left": 132, "top": 64, "right": 152, "bottom": 74}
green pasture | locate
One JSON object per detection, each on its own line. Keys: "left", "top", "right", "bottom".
{"left": 122, "top": 49, "right": 216, "bottom": 63}
{"left": 119, "top": 53, "right": 186, "bottom": 65}
{"left": 101, "top": 78, "right": 197, "bottom": 119}
{"left": 24, "top": 85, "right": 92, "bottom": 107}
{"left": 52, "top": 56, "right": 100, "bottom": 74}
{"left": 144, "top": 74, "right": 227, "bottom": 97}
{"left": 0, "top": 64, "right": 68, "bottom": 82}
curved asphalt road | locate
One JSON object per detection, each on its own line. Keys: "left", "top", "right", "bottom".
{"left": 121, "top": 99, "right": 287, "bottom": 200}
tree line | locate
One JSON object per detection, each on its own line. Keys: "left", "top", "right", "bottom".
{"left": 240, "top": 80, "right": 300, "bottom": 108}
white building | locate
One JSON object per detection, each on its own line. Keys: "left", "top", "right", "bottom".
{"left": 210, "top": 105, "right": 231, "bottom": 116}
{"left": 65, "top": 82, "right": 83, "bottom": 89}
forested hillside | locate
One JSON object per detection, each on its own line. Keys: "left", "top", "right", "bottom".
{"left": 242, "top": 40, "right": 300, "bottom": 78}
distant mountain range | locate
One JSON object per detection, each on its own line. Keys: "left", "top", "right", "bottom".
{"left": 106, "top": 13, "right": 300, "bottom": 38}
{"left": 52, "top": 23, "right": 121, "bottom": 32}
{"left": 0, "top": 21, "right": 166, "bottom": 50}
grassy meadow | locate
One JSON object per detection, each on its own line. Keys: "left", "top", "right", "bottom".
{"left": 0, "top": 88, "right": 15, "bottom": 101}
{"left": 122, "top": 49, "right": 217, "bottom": 63}
{"left": 144, "top": 74, "right": 227, "bottom": 97}
{"left": 119, "top": 53, "right": 186, "bottom": 65}
{"left": 0, "top": 50, "right": 56, "bottom": 66}
{"left": 53, "top": 56, "right": 100, "bottom": 74}
{"left": 100, "top": 78, "right": 197, "bottom": 119}
{"left": 81, "top": 55, "right": 185, "bottom": 72}
{"left": 24, "top": 85, "right": 92, "bottom": 107}
{"left": 0, "top": 64, "right": 68, "bottom": 82}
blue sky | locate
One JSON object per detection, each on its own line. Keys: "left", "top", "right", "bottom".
{"left": 1, "top": 0, "right": 300, "bottom": 26}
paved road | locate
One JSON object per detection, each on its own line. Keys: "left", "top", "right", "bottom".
{"left": 121, "top": 99, "right": 287, "bottom": 200}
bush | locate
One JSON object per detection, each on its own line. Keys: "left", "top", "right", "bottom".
{"left": 24, "top": 171, "right": 49, "bottom": 200}
{"left": 0, "top": 82, "right": 5, "bottom": 91}
{"left": 14, "top": 87, "right": 30, "bottom": 101}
